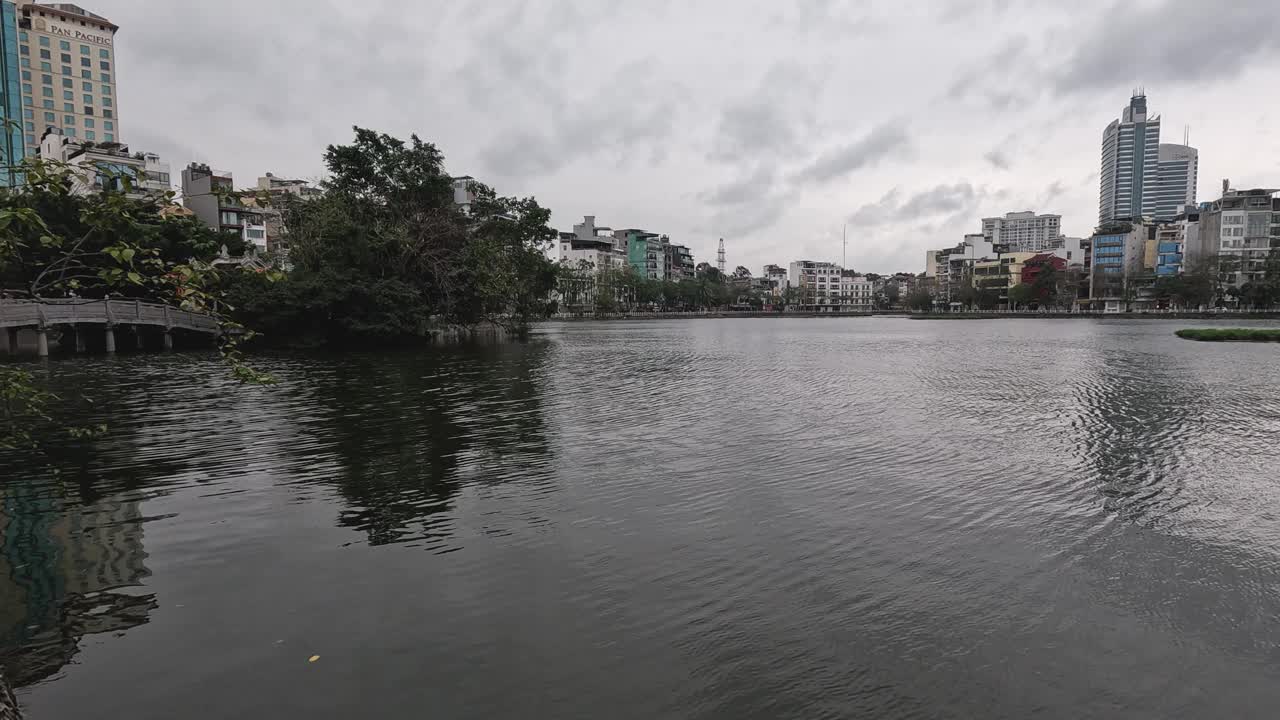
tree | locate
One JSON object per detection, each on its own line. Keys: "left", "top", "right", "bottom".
{"left": 732, "top": 265, "right": 752, "bottom": 280}
{"left": 226, "top": 127, "right": 558, "bottom": 344}
{"left": 1007, "top": 283, "right": 1033, "bottom": 311}
{"left": 905, "top": 288, "right": 934, "bottom": 312}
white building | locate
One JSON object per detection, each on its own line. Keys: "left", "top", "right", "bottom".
{"left": 1198, "top": 186, "right": 1278, "bottom": 290}
{"left": 1100, "top": 93, "right": 1161, "bottom": 224}
{"left": 839, "top": 271, "right": 874, "bottom": 311}
{"left": 38, "top": 127, "right": 141, "bottom": 196}
{"left": 981, "top": 211, "right": 1063, "bottom": 253}
{"left": 787, "top": 260, "right": 872, "bottom": 311}
{"left": 15, "top": 2, "right": 120, "bottom": 156}
{"left": 141, "top": 151, "right": 169, "bottom": 194}
{"left": 1052, "top": 236, "right": 1087, "bottom": 267}
{"left": 1153, "top": 143, "right": 1198, "bottom": 222}
{"left": 257, "top": 172, "right": 320, "bottom": 199}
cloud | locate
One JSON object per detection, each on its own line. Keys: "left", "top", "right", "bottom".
{"left": 700, "top": 166, "right": 776, "bottom": 206}
{"left": 1053, "top": 0, "right": 1280, "bottom": 94}
{"left": 795, "top": 122, "right": 911, "bottom": 184}
{"left": 984, "top": 149, "right": 1010, "bottom": 170}
{"left": 847, "top": 183, "right": 985, "bottom": 228}
{"left": 1042, "top": 180, "right": 1067, "bottom": 205}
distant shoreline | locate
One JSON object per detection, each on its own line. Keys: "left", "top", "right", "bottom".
{"left": 547, "top": 311, "right": 1280, "bottom": 322}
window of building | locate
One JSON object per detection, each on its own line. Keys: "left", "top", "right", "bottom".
{"left": 38, "top": 48, "right": 49, "bottom": 60}
{"left": 99, "top": 61, "right": 109, "bottom": 70}
{"left": 81, "top": 81, "right": 91, "bottom": 91}
{"left": 103, "top": 110, "right": 111, "bottom": 119}
{"left": 43, "top": 111, "right": 54, "bottom": 122}
{"left": 63, "top": 115, "right": 74, "bottom": 125}
{"left": 80, "top": 44, "right": 89, "bottom": 55}
{"left": 19, "top": 31, "right": 27, "bottom": 41}
{"left": 85, "top": 130, "right": 95, "bottom": 141}
{"left": 23, "top": 121, "right": 33, "bottom": 132}
{"left": 82, "top": 93, "right": 92, "bottom": 104}
{"left": 21, "top": 70, "right": 30, "bottom": 81}
{"left": 99, "top": 48, "right": 109, "bottom": 58}
{"left": 65, "top": 128, "right": 76, "bottom": 138}
{"left": 100, "top": 73, "right": 110, "bottom": 82}
{"left": 62, "top": 102, "right": 73, "bottom": 112}
{"left": 101, "top": 96, "right": 111, "bottom": 107}
{"left": 84, "top": 118, "right": 94, "bottom": 128}
{"left": 21, "top": 82, "right": 30, "bottom": 94}
{"left": 19, "top": 44, "right": 27, "bottom": 55}
{"left": 84, "top": 105, "right": 93, "bottom": 115}
{"left": 61, "top": 66, "right": 70, "bottom": 75}
{"left": 101, "top": 84, "right": 110, "bottom": 95}
{"left": 42, "top": 100, "right": 53, "bottom": 109}
{"left": 25, "top": 134, "right": 35, "bottom": 146}
{"left": 247, "top": 229, "right": 265, "bottom": 240}
{"left": 21, "top": 96, "right": 31, "bottom": 106}
{"left": 80, "top": 56, "right": 89, "bottom": 67}
{"left": 81, "top": 69, "right": 91, "bottom": 79}
{"left": 60, "top": 53, "right": 70, "bottom": 64}
{"left": 61, "top": 77, "right": 71, "bottom": 88}
{"left": 103, "top": 121, "right": 113, "bottom": 131}
{"left": 22, "top": 109, "right": 32, "bottom": 119}
{"left": 40, "top": 73, "right": 50, "bottom": 85}
{"left": 38, "top": 36, "right": 49, "bottom": 47}
{"left": 40, "top": 86, "right": 51, "bottom": 97}
{"left": 20, "top": 58, "right": 30, "bottom": 68}
{"left": 63, "top": 91, "right": 73, "bottom": 100}
{"left": 104, "top": 134, "right": 113, "bottom": 142}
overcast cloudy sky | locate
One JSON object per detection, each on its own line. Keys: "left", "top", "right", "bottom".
{"left": 96, "top": 0, "right": 1279, "bottom": 274}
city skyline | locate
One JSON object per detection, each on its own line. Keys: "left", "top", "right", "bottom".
{"left": 60, "top": 0, "right": 1280, "bottom": 273}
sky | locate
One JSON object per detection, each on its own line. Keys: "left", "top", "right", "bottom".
{"left": 94, "top": 0, "right": 1280, "bottom": 275}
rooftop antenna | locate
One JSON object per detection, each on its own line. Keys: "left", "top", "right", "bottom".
{"left": 717, "top": 238, "right": 726, "bottom": 274}
{"left": 1184, "top": 124, "right": 1189, "bottom": 146}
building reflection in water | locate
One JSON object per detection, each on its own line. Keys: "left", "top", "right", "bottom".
{"left": 0, "top": 486, "right": 156, "bottom": 688}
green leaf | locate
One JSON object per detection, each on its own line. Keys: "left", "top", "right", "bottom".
{"left": 127, "top": 271, "right": 142, "bottom": 284}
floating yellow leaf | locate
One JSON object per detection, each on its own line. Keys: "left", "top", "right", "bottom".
{"left": 308, "top": 655, "right": 320, "bottom": 663}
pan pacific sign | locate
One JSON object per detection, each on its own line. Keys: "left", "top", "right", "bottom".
{"left": 39, "top": 19, "right": 113, "bottom": 47}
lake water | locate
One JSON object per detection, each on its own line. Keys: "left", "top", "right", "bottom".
{"left": 4, "top": 318, "right": 1280, "bottom": 719}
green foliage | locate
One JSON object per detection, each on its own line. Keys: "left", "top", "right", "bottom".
{"left": 1007, "top": 283, "right": 1033, "bottom": 309}
{"left": 1176, "top": 328, "right": 1280, "bottom": 342}
{"left": 231, "top": 127, "right": 558, "bottom": 345}
{"left": 905, "top": 288, "right": 934, "bottom": 311}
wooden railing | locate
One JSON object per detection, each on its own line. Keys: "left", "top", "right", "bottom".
{"left": 0, "top": 299, "right": 220, "bottom": 334}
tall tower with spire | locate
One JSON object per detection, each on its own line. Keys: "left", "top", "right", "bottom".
{"left": 716, "top": 238, "right": 726, "bottom": 274}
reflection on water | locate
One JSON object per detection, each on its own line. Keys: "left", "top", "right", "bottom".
{"left": 3, "top": 319, "right": 1280, "bottom": 719}
{"left": 0, "top": 486, "right": 154, "bottom": 687}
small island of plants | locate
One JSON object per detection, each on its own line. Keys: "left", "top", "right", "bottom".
{"left": 1175, "top": 328, "right": 1280, "bottom": 342}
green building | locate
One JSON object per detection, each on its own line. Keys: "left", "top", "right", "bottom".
{"left": 0, "top": 0, "right": 24, "bottom": 185}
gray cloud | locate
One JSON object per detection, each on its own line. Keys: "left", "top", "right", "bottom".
{"left": 700, "top": 166, "right": 776, "bottom": 206}
{"left": 795, "top": 122, "right": 911, "bottom": 184}
{"left": 1054, "top": 0, "right": 1280, "bottom": 94}
{"left": 848, "top": 183, "right": 985, "bottom": 228}
{"left": 87, "top": 0, "right": 1279, "bottom": 275}
{"left": 984, "top": 149, "right": 1010, "bottom": 170}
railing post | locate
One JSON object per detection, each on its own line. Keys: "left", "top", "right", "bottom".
{"left": 162, "top": 305, "right": 174, "bottom": 351}
{"left": 35, "top": 305, "right": 48, "bottom": 357}
{"left": 134, "top": 324, "right": 144, "bottom": 351}
{"left": 74, "top": 325, "right": 86, "bottom": 353}
{"left": 104, "top": 299, "right": 116, "bottom": 353}
{"left": 4, "top": 328, "right": 16, "bottom": 356}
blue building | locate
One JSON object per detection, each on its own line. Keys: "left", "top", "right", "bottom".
{"left": 0, "top": 0, "right": 24, "bottom": 185}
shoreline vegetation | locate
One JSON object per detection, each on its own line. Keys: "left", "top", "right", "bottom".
{"left": 547, "top": 311, "right": 1280, "bottom": 321}
{"left": 1175, "top": 328, "right": 1280, "bottom": 342}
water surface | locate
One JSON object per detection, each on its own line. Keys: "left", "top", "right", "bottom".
{"left": 4, "top": 318, "right": 1280, "bottom": 719}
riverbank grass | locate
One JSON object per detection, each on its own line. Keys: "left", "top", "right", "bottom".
{"left": 1175, "top": 328, "right": 1280, "bottom": 342}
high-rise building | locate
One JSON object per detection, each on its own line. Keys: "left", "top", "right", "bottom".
{"left": 0, "top": 1, "right": 24, "bottom": 184}
{"left": 1152, "top": 143, "right": 1198, "bottom": 222}
{"left": 981, "top": 211, "right": 1063, "bottom": 252}
{"left": 14, "top": 2, "right": 119, "bottom": 157}
{"left": 1099, "top": 93, "right": 1161, "bottom": 224}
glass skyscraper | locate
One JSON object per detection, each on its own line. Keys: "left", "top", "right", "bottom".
{"left": 0, "top": 0, "right": 25, "bottom": 185}
{"left": 1099, "top": 93, "right": 1161, "bottom": 225}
